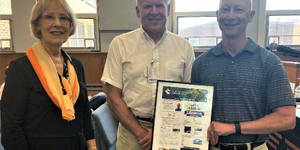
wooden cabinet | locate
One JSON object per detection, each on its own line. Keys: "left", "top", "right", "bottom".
{"left": 282, "top": 61, "right": 300, "bottom": 90}
{"left": 267, "top": 61, "right": 300, "bottom": 150}
{"left": 267, "top": 112, "right": 300, "bottom": 150}
{"left": 0, "top": 52, "right": 107, "bottom": 95}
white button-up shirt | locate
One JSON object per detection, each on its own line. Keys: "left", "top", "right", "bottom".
{"left": 101, "top": 27, "right": 195, "bottom": 118}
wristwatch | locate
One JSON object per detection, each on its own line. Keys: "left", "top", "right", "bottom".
{"left": 235, "top": 122, "right": 241, "bottom": 134}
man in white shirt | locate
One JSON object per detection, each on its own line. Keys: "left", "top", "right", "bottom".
{"left": 101, "top": 0, "right": 195, "bottom": 149}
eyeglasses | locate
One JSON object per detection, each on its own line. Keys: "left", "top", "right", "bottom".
{"left": 41, "top": 14, "right": 71, "bottom": 24}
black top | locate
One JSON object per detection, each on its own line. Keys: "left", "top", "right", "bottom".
{"left": 1, "top": 51, "right": 94, "bottom": 150}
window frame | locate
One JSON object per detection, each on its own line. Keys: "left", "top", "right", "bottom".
{"left": 87, "top": 25, "right": 95, "bottom": 48}
{"left": 77, "top": 22, "right": 85, "bottom": 47}
{"left": 265, "top": 9, "right": 300, "bottom": 48}
{"left": 0, "top": 14, "right": 13, "bottom": 51}
{"left": 62, "top": 13, "right": 100, "bottom": 51}
{"left": 173, "top": 0, "right": 300, "bottom": 51}
{"left": 173, "top": 3, "right": 220, "bottom": 51}
{"left": 86, "top": 0, "right": 96, "bottom": 8}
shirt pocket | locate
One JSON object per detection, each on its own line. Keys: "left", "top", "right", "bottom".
{"left": 166, "top": 61, "right": 184, "bottom": 82}
{"left": 30, "top": 83, "right": 53, "bottom": 106}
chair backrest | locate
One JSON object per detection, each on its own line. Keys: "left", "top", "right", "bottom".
{"left": 92, "top": 102, "right": 119, "bottom": 150}
{"left": 89, "top": 95, "right": 106, "bottom": 111}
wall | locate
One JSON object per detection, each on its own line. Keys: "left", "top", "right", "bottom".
{"left": 10, "top": 0, "right": 39, "bottom": 52}
{"left": 247, "top": 0, "right": 260, "bottom": 43}
{"left": 98, "top": 0, "right": 170, "bottom": 52}
{"left": 100, "top": 30, "right": 131, "bottom": 53}
{"left": 3, "top": 0, "right": 263, "bottom": 52}
{"left": 98, "top": 0, "right": 138, "bottom": 52}
{"left": 98, "top": 0, "right": 260, "bottom": 52}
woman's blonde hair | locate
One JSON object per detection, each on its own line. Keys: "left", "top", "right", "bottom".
{"left": 29, "top": 0, "right": 77, "bottom": 39}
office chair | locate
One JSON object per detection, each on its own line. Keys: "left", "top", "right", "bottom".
{"left": 91, "top": 102, "right": 119, "bottom": 150}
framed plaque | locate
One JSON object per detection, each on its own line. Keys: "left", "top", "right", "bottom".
{"left": 152, "top": 80, "right": 214, "bottom": 150}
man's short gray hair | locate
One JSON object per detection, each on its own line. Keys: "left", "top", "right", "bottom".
{"left": 219, "top": 0, "right": 253, "bottom": 10}
{"left": 136, "top": 0, "right": 170, "bottom": 6}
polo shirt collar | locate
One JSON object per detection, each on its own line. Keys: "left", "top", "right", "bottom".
{"left": 213, "top": 37, "right": 258, "bottom": 56}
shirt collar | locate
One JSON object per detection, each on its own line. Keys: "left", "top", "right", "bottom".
{"left": 213, "top": 37, "right": 258, "bottom": 56}
{"left": 139, "top": 25, "right": 168, "bottom": 42}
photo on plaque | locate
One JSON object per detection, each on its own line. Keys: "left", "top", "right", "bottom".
{"left": 152, "top": 80, "right": 214, "bottom": 150}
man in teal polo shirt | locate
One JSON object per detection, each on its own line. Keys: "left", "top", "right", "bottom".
{"left": 191, "top": 0, "right": 296, "bottom": 149}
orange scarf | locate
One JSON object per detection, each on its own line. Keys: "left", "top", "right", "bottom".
{"left": 26, "top": 42, "right": 79, "bottom": 121}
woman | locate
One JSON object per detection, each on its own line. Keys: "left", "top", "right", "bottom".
{"left": 1, "top": 0, "right": 97, "bottom": 149}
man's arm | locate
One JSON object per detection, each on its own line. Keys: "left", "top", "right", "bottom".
{"left": 241, "top": 105, "right": 296, "bottom": 134}
{"left": 105, "top": 83, "right": 152, "bottom": 150}
{"left": 208, "top": 105, "right": 296, "bottom": 145}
